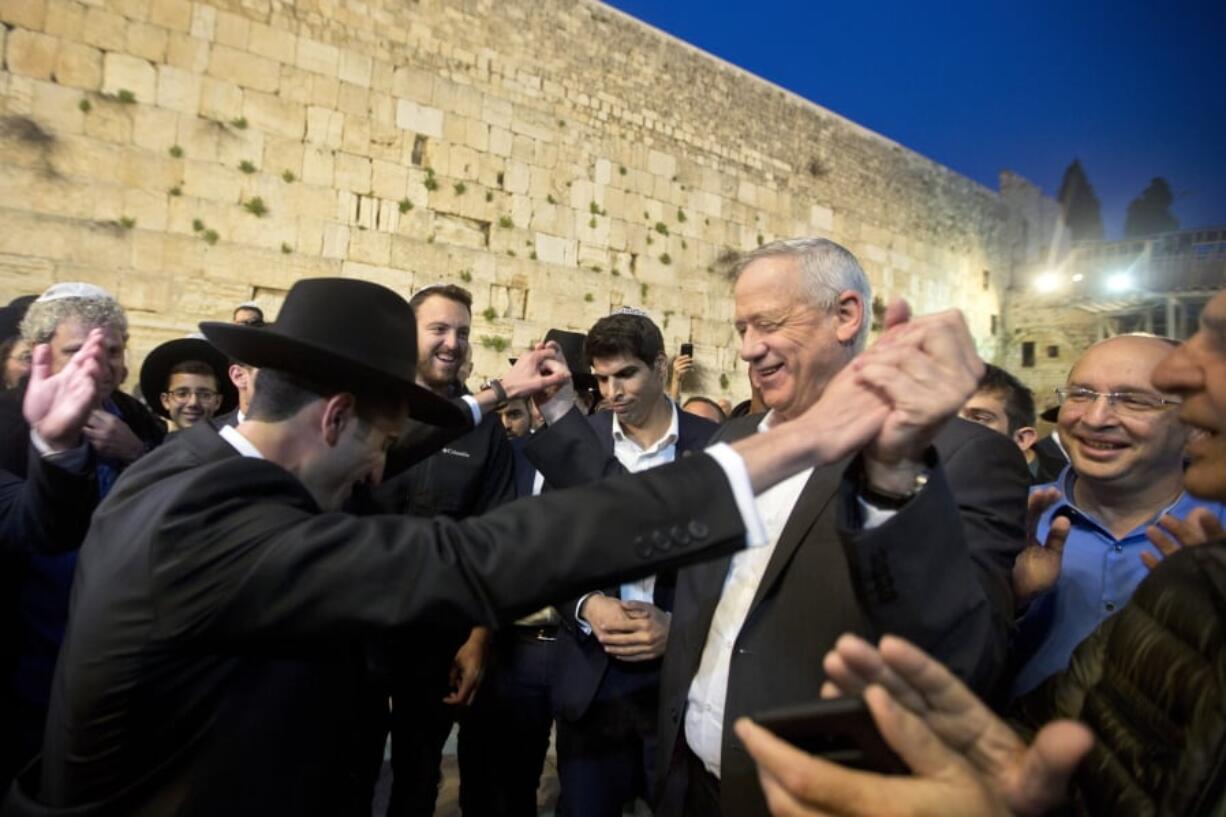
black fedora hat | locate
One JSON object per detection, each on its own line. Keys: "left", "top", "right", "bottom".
{"left": 544, "top": 329, "right": 597, "bottom": 392}
{"left": 200, "top": 278, "right": 465, "bottom": 428}
{"left": 139, "top": 336, "right": 239, "bottom": 420}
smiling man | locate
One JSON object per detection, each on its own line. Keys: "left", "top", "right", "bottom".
{"left": 522, "top": 309, "right": 720, "bottom": 814}
{"left": 1010, "top": 333, "right": 1226, "bottom": 697}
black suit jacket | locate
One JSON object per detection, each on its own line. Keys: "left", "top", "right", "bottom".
{"left": 523, "top": 405, "right": 719, "bottom": 721}
{"left": 1032, "top": 433, "right": 1068, "bottom": 485}
{"left": 650, "top": 414, "right": 1027, "bottom": 817}
{"left": 6, "top": 422, "right": 748, "bottom": 816}
{"left": 0, "top": 451, "right": 96, "bottom": 558}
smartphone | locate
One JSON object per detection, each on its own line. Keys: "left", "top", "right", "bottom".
{"left": 753, "top": 697, "right": 908, "bottom": 775}
{"left": 680, "top": 342, "right": 694, "bottom": 358}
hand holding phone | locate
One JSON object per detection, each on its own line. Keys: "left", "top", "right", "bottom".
{"left": 752, "top": 697, "right": 907, "bottom": 775}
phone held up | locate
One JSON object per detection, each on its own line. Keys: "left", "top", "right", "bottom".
{"left": 753, "top": 697, "right": 907, "bottom": 775}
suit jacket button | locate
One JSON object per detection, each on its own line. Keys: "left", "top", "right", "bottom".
{"left": 634, "top": 535, "right": 653, "bottom": 558}
{"left": 652, "top": 530, "right": 672, "bottom": 551}
{"left": 669, "top": 525, "right": 692, "bottom": 547}
{"left": 687, "top": 520, "right": 709, "bottom": 539}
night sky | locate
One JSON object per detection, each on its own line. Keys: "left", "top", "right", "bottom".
{"left": 601, "top": 0, "right": 1226, "bottom": 240}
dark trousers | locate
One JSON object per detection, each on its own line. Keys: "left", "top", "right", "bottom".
{"left": 556, "top": 665, "right": 659, "bottom": 817}
{"left": 460, "top": 629, "right": 556, "bottom": 817}
{"left": 682, "top": 747, "right": 721, "bottom": 817}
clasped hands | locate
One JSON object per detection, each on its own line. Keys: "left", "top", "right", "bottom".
{"left": 580, "top": 593, "right": 670, "bottom": 662}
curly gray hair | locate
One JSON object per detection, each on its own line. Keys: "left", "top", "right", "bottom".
{"left": 21, "top": 295, "right": 128, "bottom": 346}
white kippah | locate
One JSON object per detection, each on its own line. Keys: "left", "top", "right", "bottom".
{"left": 36, "top": 282, "right": 115, "bottom": 303}
{"left": 612, "top": 306, "right": 650, "bottom": 318}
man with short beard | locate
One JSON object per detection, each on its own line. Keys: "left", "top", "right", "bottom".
{"left": 1010, "top": 333, "right": 1226, "bottom": 697}
{"left": 362, "top": 284, "right": 516, "bottom": 817}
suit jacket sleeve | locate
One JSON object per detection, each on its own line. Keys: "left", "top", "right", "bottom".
{"left": 837, "top": 441, "right": 1020, "bottom": 697}
{"left": 149, "top": 452, "right": 746, "bottom": 646}
{"left": 522, "top": 406, "right": 630, "bottom": 632}
{"left": 0, "top": 445, "right": 98, "bottom": 555}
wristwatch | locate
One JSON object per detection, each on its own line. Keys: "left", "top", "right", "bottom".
{"left": 481, "top": 378, "right": 509, "bottom": 411}
{"left": 860, "top": 471, "right": 929, "bottom": 510}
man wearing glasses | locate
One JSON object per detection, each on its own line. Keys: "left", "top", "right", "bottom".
{"left": 1010, "top": 332, "right": 1226, "bottom": 698}
{"left": 139, "top": 336, "right": 237, "bottom": 433}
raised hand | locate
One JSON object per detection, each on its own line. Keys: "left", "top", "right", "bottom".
{"left": 737, "top": 633, "right": 1092, "bottom": 817}
{"left": 852, "top": 303, "right": 985, "bottom": 492}
{"left": 1012, "top": 488, "right": 1071, "bottom": 608}
{"left": 24, "top": 329, "right": 108, "bottom": 452}
{"left": 1142, "top": 508, "right": 1226, "bottom": 570}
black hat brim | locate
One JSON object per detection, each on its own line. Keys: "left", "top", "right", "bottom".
{"left": 200, "top": 321, "right": 466, "bottom": 429}
{"left": 139, "top": 338, "right": 239, "bottom": 420}
{"left": 1039, "top": 405, "right": 1059, "bottom": 423}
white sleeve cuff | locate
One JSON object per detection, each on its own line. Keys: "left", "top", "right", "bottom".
{"left": 460, "top": 394, "right": 482, "bottom": 426}
{"left": 704, "top": 443, "right": 769, "bottom": 548}
{"left": 29, "top": 429, "right": 90, "bottom": 472}
{"left": 575, "top": 592, "right": 598, "bottom": 636}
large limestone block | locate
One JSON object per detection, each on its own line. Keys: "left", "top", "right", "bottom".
{"left": 131, "top": 106, "right": 180, "bottom": 152}
{"left": 44, "top": 0, "right": 83, "bottom": 39}
{"left": 102, "top": 52, "right": 156, "bottom": 102}
{"left": 348, "top": 229, "right": 391, "bottom": 265}
{"left": 208, "top": 45, "right": 279, "bottom": 94}
{"left": 339, "top": 50, "right": 372, "bottom": 87}
{"left": 243, "top": 90, "right": 304, "bottom": 140}
{"left": 6, "top": 29, "right": 58, "bottom": 81}
{"left": 31, "top": 79, "right": 84, "bottom": 134}
{"left": 82, "top": 7, "right": 126, "bottom": 51}
{"left": 166, "top": 33, "right": 208, "bottom": 72}
{"left": 126, "top": 22, "right": 169, "bottom": 63}
{"left": 55, "top": 41, "right": 102, "bottom": 90}
{"left": 199, "top": 76, "right": 242, "bottom": 120}
{"left": 296, "top": 38, "right": 339, "bottom": 76}
{"left": 149, "top": 0, "right": 191, "bottom": 33}
{"left": 157, "top": 64, "right": 201, "bottom": 114}
{"left": 334, "top": 152, "right": 371, "bottom": 194}
{"left": 396, "top": 99, "right": 443, "bottom": 138}
{"left": 213, "top": 11, "right": 249, "bottom": 49}
{"left": 305, "top": 105, "right": 343, "bottom": 147}
{"left": 0, "top": 0, "right": 44, "bottom": 30}
{"left": 248, "top": 22, "right": 296, "bottom": 63}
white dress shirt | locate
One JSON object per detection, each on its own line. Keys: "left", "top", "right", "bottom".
{"left": 576, "top": 403, "right": 680, "bottom": 630}
{"left": 684, "top": 412, "right": 811, "bottom": 777}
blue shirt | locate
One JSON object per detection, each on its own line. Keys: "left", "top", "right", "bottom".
{"left": 1011, "top": 466, "right": 1226, "bottom": 698}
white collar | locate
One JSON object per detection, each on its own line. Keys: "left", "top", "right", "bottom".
{"left": 219, "top": 425, "right": 265, "bottom": 459}
{"left": 611, "top": 399, "right": 680, "bottom": 454}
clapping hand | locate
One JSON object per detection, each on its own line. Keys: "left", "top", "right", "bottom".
{"left": 1142, "top": 508, "right": 1225, "bottom": 570}
{"left": 1012, "top": 488, "right": 1072, "bottom": 608}
{"left": 24, "top": 329, "right": 108, "bottom": 452}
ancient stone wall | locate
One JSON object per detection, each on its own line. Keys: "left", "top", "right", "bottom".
{"left": 0, "top": 0, "right": 1033, "bottom": 402}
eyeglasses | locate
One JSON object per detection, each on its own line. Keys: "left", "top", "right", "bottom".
{"left": 1054, "top": 386, "right": 1181, "bottom": 415}
{"left": 166, "top": 387, "right": 221, "bottom": 403}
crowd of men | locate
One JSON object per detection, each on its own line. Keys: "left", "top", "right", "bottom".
{"left": 0, "top": 236, "right": 1222, "bottom": 817}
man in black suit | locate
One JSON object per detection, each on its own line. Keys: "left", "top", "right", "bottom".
{"left": 641, "top": 239, "right": 1027, "bottom": 817}
{"left": 3, "top": 276, "right": 988, "bottom": 816}
{"left": 0, "top": 285, "right": 165, "bottom": 792}
{"left": 523, "top": 312, "right": 719, "bottom": 815}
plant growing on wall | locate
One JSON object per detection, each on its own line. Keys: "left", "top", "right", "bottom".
{"left": 480, "top": 335, "right": 509, "bottom": 352}
{"left": 498, "top": 216, "right": 514, "bottom": 229}
{"left": 282, "top": 170, "right": 296, "bottom": 182}
{"left": 239, "top": 160, "right": 256, "bottom": 174}
{"left": 230, "top": 117, "right": 248, "bottom": 129}
{"left": 169, "top": 145, "right": 183, "bottom": 158}
{"left": 399, "top": 198, "right": 413, "bottom": 213}
{"left": 242, "top": 197, "right": 267, "bottom": 217}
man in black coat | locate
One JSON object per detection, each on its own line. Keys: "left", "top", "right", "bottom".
{"left": 3, "top": 277, "right": 986, "bottom": 816}
{"left": 362, "top": 284, "right": 517, "bottom": 817}
{"left": 0, "top": 285, "right": 164, "bottom": 790}
{"left": 638, "top": 239, "right": 1026, "bottom": 817}
{"left": 523, "top": 314, "right": 719, "bottom": 815}
{"left": 734, "top": 287, "right": 1226, "bottom": 817}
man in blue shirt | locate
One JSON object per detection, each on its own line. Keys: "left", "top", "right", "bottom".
{"left": 1010, "top": 333, "right": 1226, "bottom": 697}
